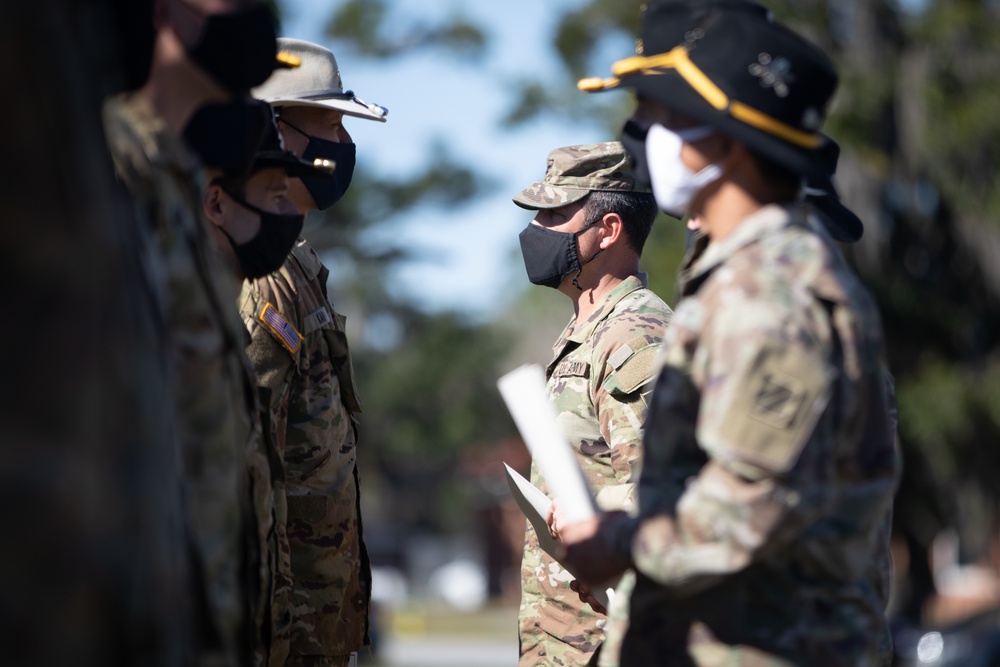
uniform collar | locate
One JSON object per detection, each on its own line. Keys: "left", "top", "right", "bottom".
{"left": 565, "top": 273, "right": 649, "bottom": 345}
{"left": 678, "top": 203, "right": 807, "bottom": 295}
{"left": 288, "top": 238, "right": 322, "bottom": 280}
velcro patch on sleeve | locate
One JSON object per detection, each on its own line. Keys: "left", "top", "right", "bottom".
{"left": 712, "top": 342, "right": 833, "bottom": 475}
{"left": 608, "top": 342, "right": 635, "bottom": 370}
{"left": 602, "top": 339, "right": 661, "bottom": 397}
{"left": 611, "top": 345, "right": 659, "bottom": 394}
{"left": 259, "top": 302, "right": 303, "bottom": 355}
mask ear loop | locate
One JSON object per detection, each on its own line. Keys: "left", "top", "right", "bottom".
{"left": 570, "top": 214, "right": 605, "bottom": 291}
{"left": 276, "top": 114, "right": 313, "bottom": 141}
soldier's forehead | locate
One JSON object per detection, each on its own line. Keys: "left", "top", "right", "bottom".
{"left": 284, "top": 106, "right": 344, "bottom": 125}
{"left": 247, "top": 168, "right": 289, "bottom": 189}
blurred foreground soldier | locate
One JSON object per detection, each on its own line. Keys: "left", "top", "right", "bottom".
{"left": 2, "top": 1, "right": 184, "bottom": 665}
{"left": 513, "top": 142, "right": 672, "bottom": 666}
{"left": 244, "top": 38, "right": 388, "bottom": 667}
{"left": 103, "top": 0, "right": 287, "bottom": 664}
{"left": 667, "top": 134, "right": 897, "bottom": 666}
{"left": 562, "top": 3, "right": 899, "bottom": 665}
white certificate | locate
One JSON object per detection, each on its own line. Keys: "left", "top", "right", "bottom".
{"left": 504, "top": 463, "right": 614, "bottom": 610}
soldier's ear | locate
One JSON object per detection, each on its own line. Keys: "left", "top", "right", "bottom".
{"left": 203, "top": 182, "right": 226, "bottom": 229}
{"left": 599, "top": 212, "right": 624, "bottom": 250}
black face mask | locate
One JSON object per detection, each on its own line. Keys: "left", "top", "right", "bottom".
{"left": 219, "top": 193, "right": 304, "bottom": 279}
{"left": 183, "top": 99, "right": 271, "bottom": 176}
{"left": 183, "top": 2, "right": 278, "bottom": 93}
{"left": 620, "top": 120, "right": 651, "bottom": 190}
{"left": 518, "top": 220, "right": 602, "bottom": 290}
{"left": 280, "top": 118, "right": 357, "bottom": 210}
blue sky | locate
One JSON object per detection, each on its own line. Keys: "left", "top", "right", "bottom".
{"left": 282, "top": 0, "right": 618, "bottom": 320}
{"left": 279, "top": 1, "right": 940, "bottom": 322}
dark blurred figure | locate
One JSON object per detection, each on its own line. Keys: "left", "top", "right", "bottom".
{"left": 0, "top": 1, "right": 190, "bottom": 666}
{"left": 101, "top": 0, "right": 290, "bottom": 665}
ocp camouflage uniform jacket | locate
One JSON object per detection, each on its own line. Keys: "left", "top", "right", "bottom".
{"left": 104, "top": 93, "right": 278, "bottom": 667}
{"left": 599, "top": 204, "right": 898, "bottom": 667}
{"left": 240, "top": 238, "right": 371, "bottom": 662}
{"left": 519, "top": 274, "right": 672, "bottom": 667}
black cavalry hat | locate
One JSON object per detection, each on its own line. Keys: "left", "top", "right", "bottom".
{"left": 580, "top": 0, "right": 838, "bottom": 181}
{"left": 806, "top": 136, "right": 863, "bottom": 243}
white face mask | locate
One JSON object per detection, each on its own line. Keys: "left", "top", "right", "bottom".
{"left": 645, "top": 123, "right": 723, "bottom": 217}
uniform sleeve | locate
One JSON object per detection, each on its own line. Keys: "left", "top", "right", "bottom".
{"left": 241, "top": 283, "right": 297, "bottom": 452}
{"left": 592, "top": 330, "right": 665, "bottom": 510}
{"left": 631, "top": 299, "right": 837, "bottom": 594}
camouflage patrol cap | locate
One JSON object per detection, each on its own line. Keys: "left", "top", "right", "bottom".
{"left": 513, "top": 141, "right": 649, "bottom": 210}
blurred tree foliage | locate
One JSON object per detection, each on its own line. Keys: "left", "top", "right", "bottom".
{"left": 326, "top": 0, "right": 486, "bottom": 60}
{"left": 765, "top": 0, "right": 1000, "bottom": 623}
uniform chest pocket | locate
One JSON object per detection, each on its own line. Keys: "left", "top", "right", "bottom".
{"left": 321, "top": 312, "right": 363, "bottom": 415}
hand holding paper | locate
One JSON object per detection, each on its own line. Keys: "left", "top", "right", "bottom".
{"left": 504, "top": 463, "right": 614, "bottom": 610}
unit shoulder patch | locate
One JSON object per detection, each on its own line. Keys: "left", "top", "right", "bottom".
{"left": 258, "top": 302, "right": 303, "bottom": 355}
{"left": 714, "top": 341, "right": 834, "bottom": 475}
{"left": 602, "top": 339, "right": 661, "bottom": 397}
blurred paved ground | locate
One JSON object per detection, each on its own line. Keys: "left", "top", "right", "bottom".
{"left": 364, "top": 602, "right": 518, "bottom": 667}
{"left": 377, "top": 636, "right": 516, "bottom": 666}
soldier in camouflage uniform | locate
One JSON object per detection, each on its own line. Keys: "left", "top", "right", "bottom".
{"left": 561, "top": 4, "right": 899, "bottom": 666}
{"left": 513, "top": 142, "right": 672, "bottom": 666}
{"left": 200, "top": 112, "right": 337, "bottom": 665}
{"left": 241, "top": 38, "right": 389, "bottom": 667}
{"left": 103, "top": 1, "right": 286, "bottom": 664}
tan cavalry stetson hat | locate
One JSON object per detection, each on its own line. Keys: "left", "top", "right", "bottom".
{"left": 253, "top": 38, "right": 388, "bottom": 122}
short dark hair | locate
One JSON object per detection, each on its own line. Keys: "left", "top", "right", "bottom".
{"left": 212, "top": 175, "right": 246, "bottom": 201}
{"left": 583, "top": 190, "right": 659, "bottom": 254}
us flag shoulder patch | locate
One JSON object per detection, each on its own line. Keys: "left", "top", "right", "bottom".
{"left": 259, "top": 302, "right": 302, "bottom": 354}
